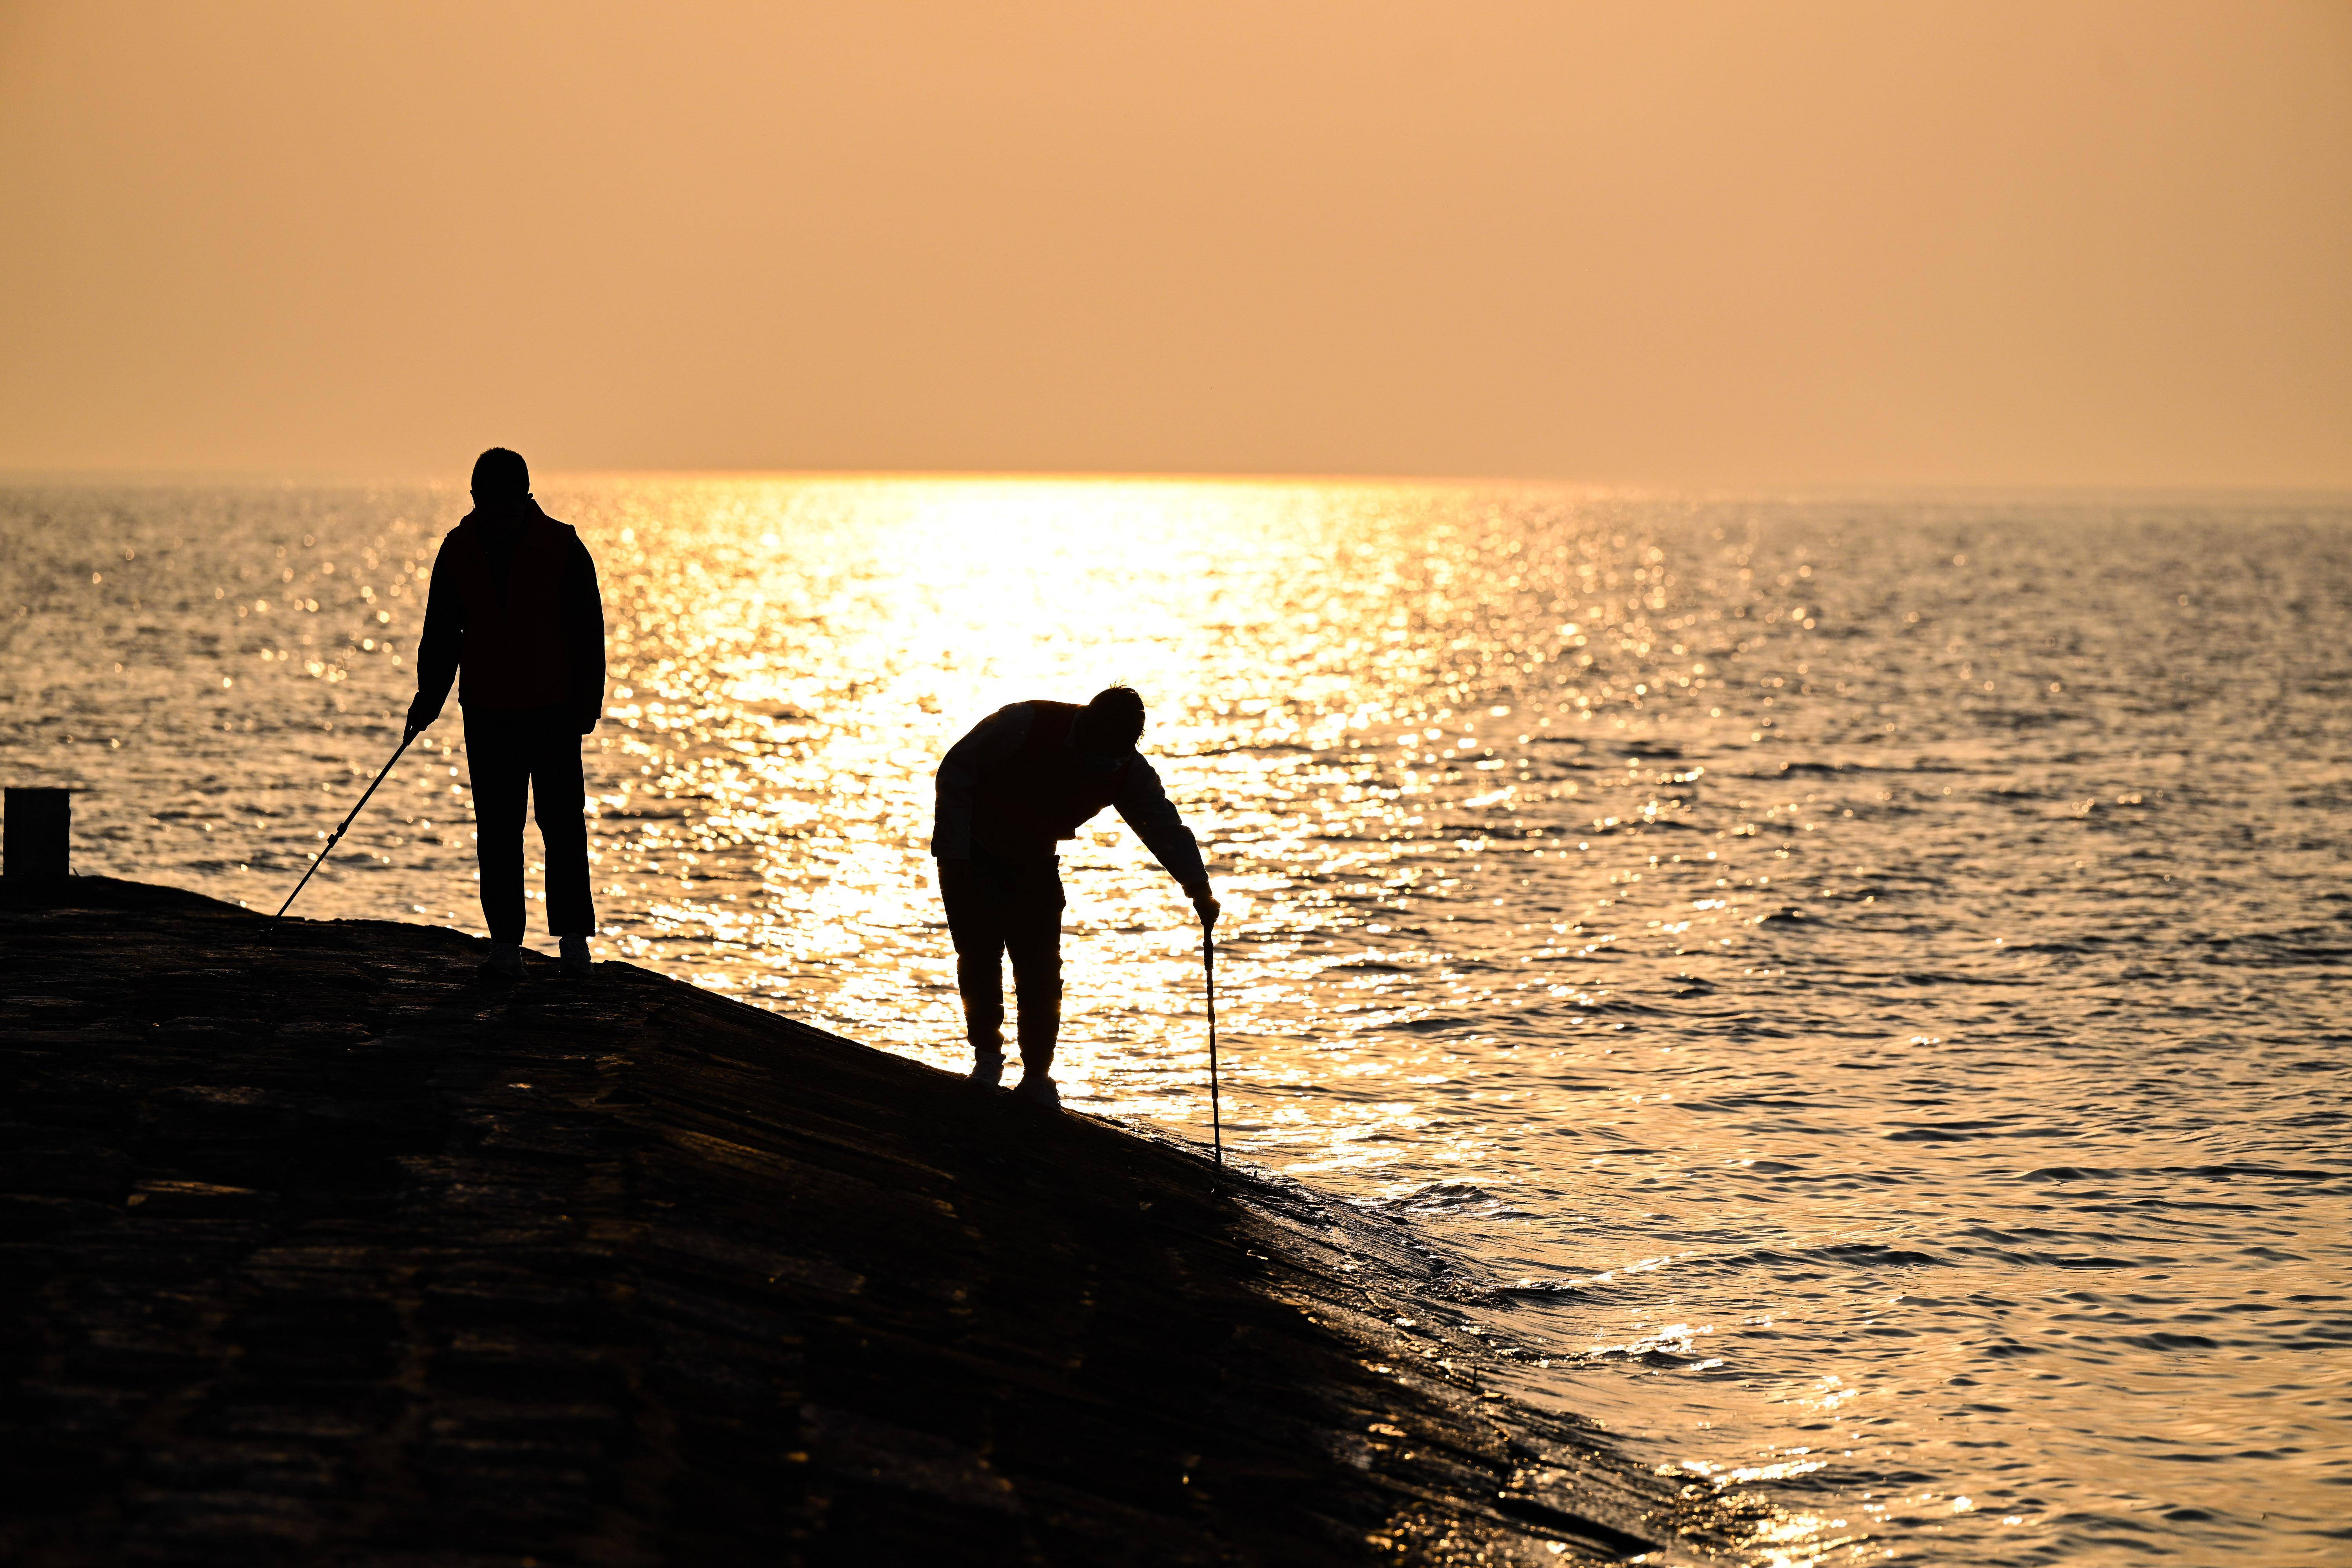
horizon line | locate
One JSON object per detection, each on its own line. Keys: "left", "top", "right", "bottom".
{"left": 3, "top": 466, "right": 2350, "bottom": 501}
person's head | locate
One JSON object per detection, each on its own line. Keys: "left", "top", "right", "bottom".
{"left": 1072, "top": 684, "right": 1146, "bottom": 755}
{"left": 470, "top": 447, "right": 530, "bottom": 505}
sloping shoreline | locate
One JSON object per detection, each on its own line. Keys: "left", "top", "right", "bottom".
{"left": 0, "top": 878, "right": 1716, "bottom": 1564}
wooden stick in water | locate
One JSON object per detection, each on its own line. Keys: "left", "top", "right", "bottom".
{"left": 1205, "top": 925, "right": 1222, "bottom": 1172}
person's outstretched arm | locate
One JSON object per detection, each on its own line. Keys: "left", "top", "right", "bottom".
{"left": 932, "top": 704, "right": 1032, "bottom": 857}
{"left": 1112, "top": 757, "right": 1219, "bottom": 926}
{"left": 408, "top": 533, "right": 465, "bottom": 738}
{"left": 566, "top": 535, "right": 606, "bottom": 733}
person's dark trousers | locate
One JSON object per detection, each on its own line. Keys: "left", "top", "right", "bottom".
{"left": 463, "top": 706, "right": 594, "bottom": 945}
{"left": 938, "top": 851, "right": 1065, "bottom": 1075}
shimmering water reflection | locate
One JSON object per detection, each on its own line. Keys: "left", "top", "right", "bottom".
{"left": 5, "top": 477, "right": 2349, "bottom": 1566}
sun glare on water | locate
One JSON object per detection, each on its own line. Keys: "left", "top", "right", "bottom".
{"left": 571, "top": 475, "right": 1466, "bottom": 1115}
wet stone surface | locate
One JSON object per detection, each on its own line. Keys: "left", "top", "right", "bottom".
{"left": 0, "top": 879, "right": 1712, "bottom": 1566}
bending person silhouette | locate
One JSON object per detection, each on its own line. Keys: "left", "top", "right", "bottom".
{"left": 408, "top": 448, "right": 606, "bottom": 979}
{"left": 933, "top": 686, "right": 1219, "bottom": 1107}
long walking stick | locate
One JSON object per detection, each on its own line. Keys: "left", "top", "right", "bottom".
{"left": 1204, "top": 923, "right": 1223, "bottom": 1174}
{"left": 263, "top": 730, "right": 415, "bottom": 937}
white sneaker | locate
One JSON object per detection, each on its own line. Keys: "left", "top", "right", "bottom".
{"left": 478, "top": 942, "right": 524, "bottom": 980}
{"left": 559, "top": 934, "right": 592, "bottom": 977}
{"left": 968, "top": 1051, "right": 1005, "bottom": 1089}
{"left": 1011, "top": 1073, "right": 1060, "bottom": 1110}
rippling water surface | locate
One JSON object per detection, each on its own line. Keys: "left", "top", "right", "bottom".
{"left": 5, "top": 477, "right": 2349, "bottom": 1564}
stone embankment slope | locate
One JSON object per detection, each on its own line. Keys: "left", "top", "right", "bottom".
{"left": 0, "top": 879, "right": 1711, "bottom": 1565}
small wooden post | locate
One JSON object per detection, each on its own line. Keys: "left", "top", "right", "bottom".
{"left": 4, "top": 788, "right": 71, "bottom": 882}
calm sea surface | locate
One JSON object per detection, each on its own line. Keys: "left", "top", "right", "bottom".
{"left": 4, "top": 477, "right": 2348, "bottom": 1564}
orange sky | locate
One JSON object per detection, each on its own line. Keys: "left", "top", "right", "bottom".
{"left": 1, "top": 0, "right": 2346, "bottom": 486}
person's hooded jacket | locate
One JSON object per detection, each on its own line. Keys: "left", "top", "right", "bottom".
{"left": 412, "top": 497, "right": 604, "bottom": 733}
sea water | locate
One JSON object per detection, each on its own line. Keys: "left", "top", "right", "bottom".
{"left": 4, "top": 476, "right": 2346, "bottom": 1564}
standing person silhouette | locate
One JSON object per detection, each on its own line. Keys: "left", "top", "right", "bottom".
{"left": 933, "top": 686, "right": 1219, "bottom": 1107}
{"left": 407, "top": 448, "right": 606, "bottom": 979}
